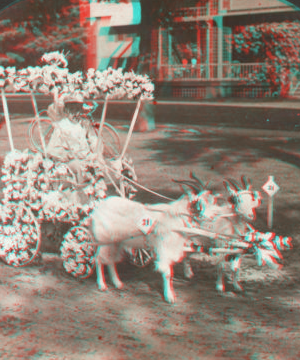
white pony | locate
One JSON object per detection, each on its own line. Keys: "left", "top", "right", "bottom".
{"left": 90, "top": 177, "right": 213, "bottom": 303}
{"left": 183, "top": 174, "right": 261, "bottom": 294}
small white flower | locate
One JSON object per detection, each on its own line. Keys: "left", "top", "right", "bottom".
{"left": 83, "top": 185, "right": 95, "bottom": 196}
{"left": 41, "top": 51, "right": 68, "bottom": 68}
{"left": 87, "top": 68, "right": 96, "bottom": 79}
{"left": 131, "top": 88, "right": 142, "bottom": 97}
{"left": 5, "top": 67, "right": 16, "bottom": 76}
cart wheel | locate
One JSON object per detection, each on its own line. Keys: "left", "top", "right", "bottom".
{"left": 93, "top": 123, "right": 121, "bottom": 160}
{"left": 0, "top": 204, "right": 41, "bottom": 267}
{"left": 28, "top": 112, "right": 55, "bottom": 154}
{"left": 60, "top": 226, "right": 95, "bottom": 279}
{"left": 127, "top": 248, "right": 153, "bottom": 267}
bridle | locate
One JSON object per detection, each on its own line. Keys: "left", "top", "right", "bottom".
{"left": 232, "top": 190, "right": 261, "bottom": 218}
{"left": 189, "top": 190, "right": 214, "bottom": 218}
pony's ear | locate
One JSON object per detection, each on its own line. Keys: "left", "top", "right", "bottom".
{"left": 241, "top": 175, "right": 252, "bottom": 190}
{"left": 179, "top": 183, "right": 198, "bottom": 197}
{"left": 223, "top": 179, "right": 239, "bottom": 196}
{"left": 173, "top": 179, "right": 199, "bottom": 195}
{"left": 190, "top": 172, "right": 205, "bottom": 190}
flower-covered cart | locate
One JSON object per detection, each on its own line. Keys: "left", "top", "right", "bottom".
{"left": 0, "top": 52, "right": 154, "bottom": 278}
{"left": 0, "top": 52, "right": 293, "bottom": 288}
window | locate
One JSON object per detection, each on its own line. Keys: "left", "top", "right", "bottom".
{"left": 211, "top": 0, "right": 219, "bottom": 14}
{"left": 223, "top": 0, "right": 231, "bottom": 10}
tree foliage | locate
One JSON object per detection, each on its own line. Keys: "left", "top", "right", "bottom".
{"left": 0, "top": 0, "right": 86, "bottom": 71}
{"left": 233, "top": 21, "right": 300, "bottom": 95}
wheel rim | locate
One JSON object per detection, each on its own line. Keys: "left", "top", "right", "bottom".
{"left": 60, "top": 226, "right": 95, "bottom": 279}
{"left": 93, "top": 123, "right": 121, "bottom": 160}
{"left": 0, "top": 204, "right": 41, "bottom": 267}
{"left": 29, "top": 115, "right": 55, "bottom": 154}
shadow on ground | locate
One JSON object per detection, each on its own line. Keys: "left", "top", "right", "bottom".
{"left": 142, "top": 129, "right": 300, "bottom": 171}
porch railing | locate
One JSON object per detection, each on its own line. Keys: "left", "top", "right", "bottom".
{"left": 156, "top": 63, "right": 266, "bottom": 81}
{"left": 289, "top": 69, "right": 300, "bottom": 96}
{"left": 172, "top": 6, "right": 209, "bottom": 19}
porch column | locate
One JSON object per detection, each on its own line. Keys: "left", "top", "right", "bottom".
{"left": 207, "top": 19, "right": 213, "bottom": 79}
{"left": 196, "top": 24, "right": 201, "bottom": 61}
{"left": 196, "top": 24, "right": 201, "bottom": 79}
{"left": 168, "top": 27, "right": 173, "bottom": 80}
{"left": 215, "top": 17, "right": 223, "bottom": 79}
{"left": 158, "top": 26, "right": 163, "bottom": 80}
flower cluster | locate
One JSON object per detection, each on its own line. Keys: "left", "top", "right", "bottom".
{"left": 0, "top": 148, "right": 108, "bottom": 266}
{"left": 60, "top": 227, "right": 95, "bottom": 278}
{"left": 0, "top": 205, "right": 39, "bottom": 266}
{"left": 123, "top": 71, "right": 154, "bottom": 100}
{"left": 41, "top": 51, "right": 69, "bottom": 68}
{"left": 0, "top": 51, "right": 154, "bottom": 101}
{"left": 40, "top": 191, "right": 97, "bottom": 225}
{"left": 0, "top": 66, "right": 18, "bottom": 89}
{"left": 82, "top": 66, "right": 154, "bottom": 100}
{"left": 1, "top": 150, "right": 106, "bottom": 224}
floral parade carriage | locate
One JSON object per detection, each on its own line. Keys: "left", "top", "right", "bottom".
{"left": 0, "top": 52, "right": 293, "bottom": 286}
{"left": 0, "top": 51, "right": 154, "bottom": 278}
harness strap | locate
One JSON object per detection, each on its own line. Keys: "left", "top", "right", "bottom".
{"left": 218, "top": 213, "right": 236, "bottom": 218}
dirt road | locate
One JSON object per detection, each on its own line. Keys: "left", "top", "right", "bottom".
{"left": 0, "top": 118, "right": 299, "bottom": 359}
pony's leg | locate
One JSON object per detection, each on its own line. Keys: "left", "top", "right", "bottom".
{"left": 162, "top": 265, "right": 175, "bottom": 304}
{"left": 155, "top": 258, "right": 175, "bottom": 304}
{"left": 230, "top": 256, "right": 243, "bottom": 292}
{"left": 95, "top": 249, "right": 108, "bottom": 291}
{"left": 108, "top": 264, "right": 124, "bottom": 289}
{"left": 183, "top": 256, "right": 194, "bottom": 279}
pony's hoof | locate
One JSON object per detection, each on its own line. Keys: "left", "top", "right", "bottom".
{"left": 222, "top": 291, "right": 237, "bottom": 298}
{"left": 164, "top": 292, "right": 176, "bottom": 304}
{"left": 216, "top": 283, "right": 225, "bottom": 293}
{"left": 97, "top": 284, "right": 108, "bottom": 291}
{"left": 114, "top": 281, "right": 124, "bottom": 290}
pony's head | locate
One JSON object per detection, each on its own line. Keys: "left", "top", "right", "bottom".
{"left": 224, "top": 176, "right": 261, "bottom": 221}
{"left": 173, "top": 172, "right": 215, "bottom": 218}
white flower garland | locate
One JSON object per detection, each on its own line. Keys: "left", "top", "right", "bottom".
{"left": 0, "top": 51, "right": 154, "bottom": 102}
{"left": 1, "top": 151, "right": 105, "bottom": 225}
{"left": 0, "top": 149, "right": 106, "bottom": 267}
{"left": 0, "top": 204, "right": 40, "bottom": 266}
{"left": 60, "top": 226, "right": 95, "bottom": 278}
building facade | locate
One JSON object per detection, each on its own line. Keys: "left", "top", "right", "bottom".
{"left": 80, "top": 0, "right": 300, "bottom": 99}
{"left": 80, "top": 0, "right": 142, "bottom": 71}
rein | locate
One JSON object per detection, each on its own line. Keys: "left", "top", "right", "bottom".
{"left": 105, "top": 164, "right": 176, "bottom": 201}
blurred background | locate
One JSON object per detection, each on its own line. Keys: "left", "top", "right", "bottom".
{"left": 1, "top": 0, "right": 300, "bottom": 100}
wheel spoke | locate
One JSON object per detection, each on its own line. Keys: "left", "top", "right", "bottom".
{"left": 132, "top": 249, "right": 138, "bottom": 265}
{"left": 142, "top": 249, "right": 151, "bottom": 260}
{"left": 138, "top": 249, "right": 144, "bottom": 266}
